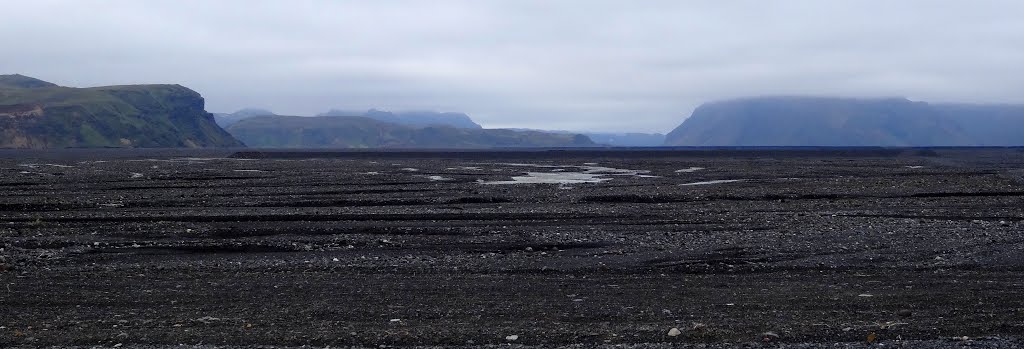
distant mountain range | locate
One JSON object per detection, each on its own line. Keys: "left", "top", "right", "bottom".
{"left": 502, "top": 128, "right": 665, "bottom": 147}
{"left": 213, "top": 108, "right": 277, "bottom": 127}
{"left": 318, "top": 109, "right": 482, "bottom": 129}
{"left": 215, "top": 108, "right": 483, "bottom": 130}
{"left": 665, "top": 96, "right": 1024, "bottom": 146}
{"left": 0, "top": 74, "right": 242, "bottom": 148}
{"left": 583, "top": 133, "right": 665, "bottom": 147}
{"left": 219, "top": 109, "right": 662, "bottom": 146}
{"left": 5, "top": 72, "right": 1022, "bottom": 149}
{"left": 226, "top": 115, "right": 595, "bottom": 148}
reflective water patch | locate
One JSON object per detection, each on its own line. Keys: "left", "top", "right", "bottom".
{"left": 679, "top": 179, "right": 744, "bottom": 186}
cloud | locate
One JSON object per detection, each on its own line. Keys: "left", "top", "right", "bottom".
{"left": 3, "top": 0, "right": 1023, "bottom": 132}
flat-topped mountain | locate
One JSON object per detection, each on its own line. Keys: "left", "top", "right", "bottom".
{"left": 226, "top": 115, "right": 594, "bottom": 148}
{"left": 0, "top": 74, "right": 243, "bottom": 148}
{"left": 665, "top": 96, "right": 1024, "bottom": 146}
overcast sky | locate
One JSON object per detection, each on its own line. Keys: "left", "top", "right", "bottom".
{"left": 4, "top": 1, "right": 1024, "bottom": 132}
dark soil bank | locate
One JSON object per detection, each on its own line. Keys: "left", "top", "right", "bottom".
{"left": 1, "top": 148, "right": 1023, "bottom": 348}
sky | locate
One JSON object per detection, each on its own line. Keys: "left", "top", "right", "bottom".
{"left": 4, "top": 1, "right": 1024, "bottom": 133}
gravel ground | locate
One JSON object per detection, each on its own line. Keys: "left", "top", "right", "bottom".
{"left": 1, "top": 148, "right": 1023, "bottom": 348}
{"left": 7, "top": 340, "right": 1024, "bottom": 349}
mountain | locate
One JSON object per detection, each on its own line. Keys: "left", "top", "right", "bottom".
{"left": 581, "top": 133, "right": 665, "bottom": 147}
{"left": 664, "top": 96, "right": 1024, "bottom": 146}
{"left": 932, "top": 104, "right": 1024, "bottom": 146}
{"left": 318, "top": 109, "right": 483, "bottom": 129}
{"left": 226, "top": 115, "right": 595, "bottom": 148}
{"left": 213, "top": 108, "right": 276, "bottom": 127}
{"left": 0, "top": 74, "right": 243, "bottom": 148}
{"left": 503, "top": 128, "right": 665, "bottom": 146}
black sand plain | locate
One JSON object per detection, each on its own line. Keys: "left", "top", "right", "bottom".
{"left": 1, "top": 148, "right": 1023, "bottom": 348}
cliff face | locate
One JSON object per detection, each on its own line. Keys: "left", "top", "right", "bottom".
{"left": 664, "top": 96, "right": 1024, "bottom": 146}
{"left": 227, "top": 115, "right": 594, "bottom": 148}
{"left": 0, "top": 75, "right": 243, "bottom": 148}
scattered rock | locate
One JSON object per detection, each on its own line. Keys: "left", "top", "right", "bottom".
{"left": 667, "top": 327, "right": 682, "bottom": 337}
{"left": 505, "top": 334, "right": 519, "bottom": 341}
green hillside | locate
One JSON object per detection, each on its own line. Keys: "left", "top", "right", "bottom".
{"left": 0, "top": 75, "right": 243, "bottom": 148}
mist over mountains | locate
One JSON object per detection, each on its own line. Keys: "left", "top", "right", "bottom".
{"left": 219, "top": 110, "right": 664, "bottom": 147}
{"left": 226, "top": 115, "right": 594, "bottom": 148}
{"left": 665, "top": 97, "right": 1024, "bottom": 146}
{"left": 318, "top": 109, "right": 483, "bottom": 129}
{"left": 3, "top": 73, "right": 1023, "bottom": 149}
{"left": 502, "top": 128, "right": 666, "bottom": 147}
{"left": 213, "top": 108, "right": 277, "bottom": 127}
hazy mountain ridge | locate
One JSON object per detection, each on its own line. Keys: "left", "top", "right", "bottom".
{"left": 931, "top": 103, "right": 1024, "bottom": 146}
{"left": 226, "top": 115, "right": 595, "bottom": 148}
{"left": 319, "top": 109, "right": 483, "bottom": 129}
{"left": 0, "top": 74, "right": 243, "bottom": 148}
{"left": 213, "top": 108, "right": 277, "bottom": 127}
{"left": 665, "top": 96, "right": 1024, "bottom": 146}
{"left": 502, "top": 128, "right": 665, "bottom": 146}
